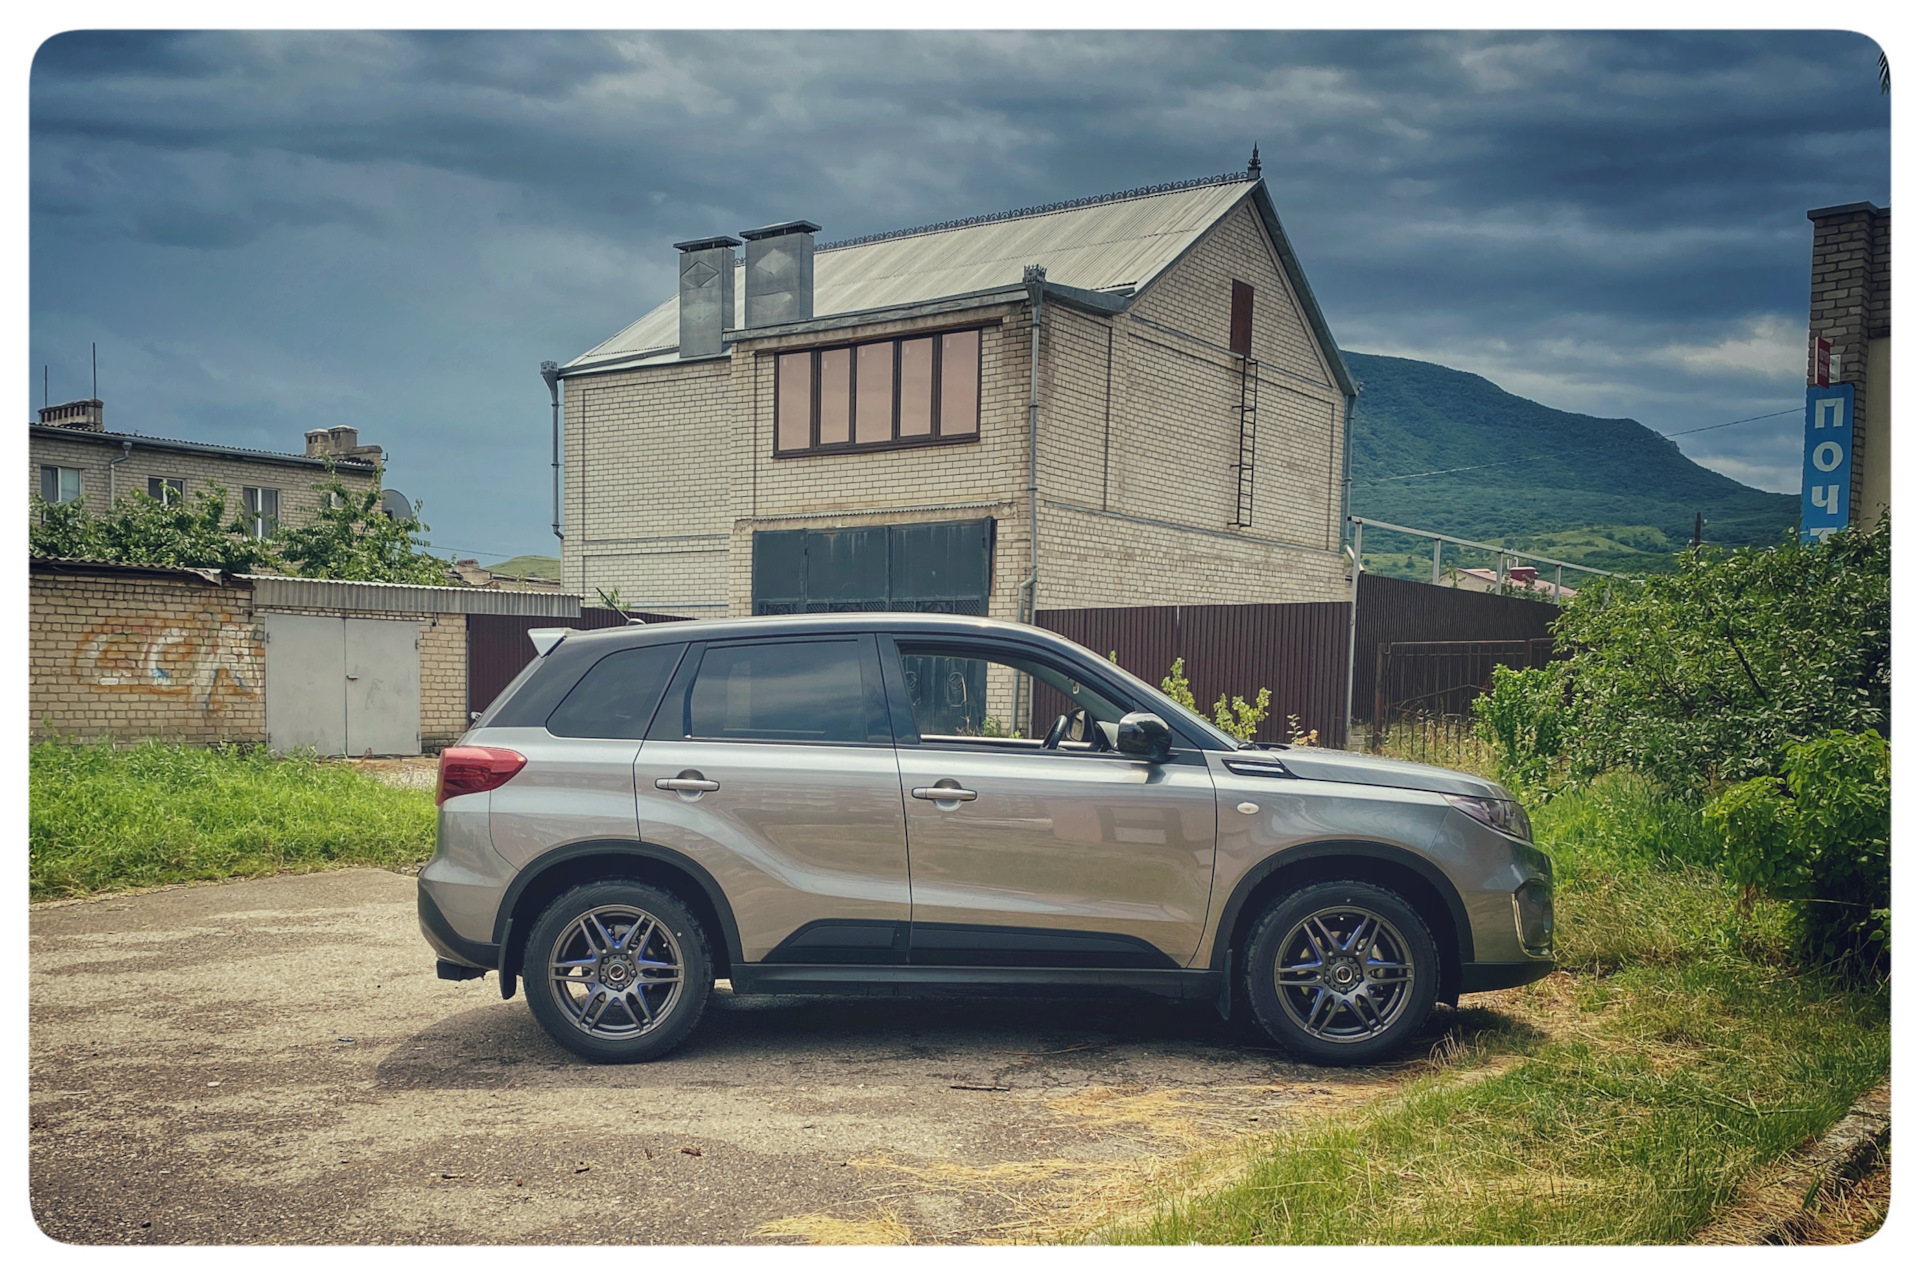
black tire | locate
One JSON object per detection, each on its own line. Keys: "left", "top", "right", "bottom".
{"left": 1242, "top": 880, "right": 1439, "bottom": 1066}
{"left": 523, "top": 880, "right": 712, "bottom": 1064}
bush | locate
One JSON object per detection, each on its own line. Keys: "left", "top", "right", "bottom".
{"left": 1551, "top": 520, "right": 1889, "bottom": 801}
{"left": 1703, "top": 729, "right": 1890, "bottom": 975}
{"left": 1471, "top": 664, "right": 1569, "bottom": 801}
{"left": 1160, "top": 657, "right": 1272, "bottom": 742}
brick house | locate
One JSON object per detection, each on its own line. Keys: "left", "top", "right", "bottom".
{"left": 553, "top": 157, "right": 1357, "bottom": 622}
{"left": 30, "top": 399, "right": 384, "bottom": 538}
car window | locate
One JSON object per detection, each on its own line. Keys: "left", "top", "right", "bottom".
{"left": 686, "top": 639, "right": 870, "bottom": 743}
{"left": 546, "top": 644, "right": 684, "bottom": 739}
{"left": 894, "top": 643, "right": 1125, "bottom": 746}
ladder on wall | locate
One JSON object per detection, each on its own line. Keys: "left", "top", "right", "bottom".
{"left": 1233, "top": 355, "right": 1258, "bottom": 527}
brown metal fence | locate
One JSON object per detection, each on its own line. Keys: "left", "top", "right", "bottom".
{"left": 466, "top": 606, "right": 688, "bottom": 716}
{"left": 1035, "top": 575, "right": 1562, "bottom": 751}
{"left": 1035, "top": 601, "right": 1351, "bottom": 746}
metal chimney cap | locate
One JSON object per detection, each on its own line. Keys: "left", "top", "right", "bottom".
{"left": 672, "top": 235, "right": 743, "bottom": 253}
{"left": 739, "top": 219, "right": 822, "bottom": 241}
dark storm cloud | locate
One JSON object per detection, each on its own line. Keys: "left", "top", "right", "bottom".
{"left": 30, "top": 30, "right": 1889, "bottom": 558}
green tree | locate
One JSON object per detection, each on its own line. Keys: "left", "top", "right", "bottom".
{"left": 1550, "top": 520, "right": 1888, "bottom": 800}
{"left": 1161, "top": 657, "right": 1273, "bottom": 742}
{"left": 29, "top": 486, "right": 282, "bottom": 575}
{"left": 274, "top": 467, "right": 451, "bottom": 585}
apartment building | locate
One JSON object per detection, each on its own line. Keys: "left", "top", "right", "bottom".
{"left": 30, "top": 399, "right": 384, "bottom": 537}
{"left": 554, "top": 155, "right": 1357, "bottom": 621}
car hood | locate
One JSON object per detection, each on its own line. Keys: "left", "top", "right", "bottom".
{"left": 1255, "top": 748, "right": 1509, "bottom": 799}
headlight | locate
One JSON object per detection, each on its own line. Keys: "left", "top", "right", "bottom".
{"left": 1444, "top": 793, "right": 1533, "bottom": 842}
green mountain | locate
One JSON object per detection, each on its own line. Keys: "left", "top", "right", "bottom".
{"left": 483, "top": 554, "right": 561, "bottom": 581}
{"left": 1341, "top": 351, "right": 1798, "bottom": 579}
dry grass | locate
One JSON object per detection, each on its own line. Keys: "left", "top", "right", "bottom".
{"left": 755, "top": 1210, "right": 913, "bottom": 1245}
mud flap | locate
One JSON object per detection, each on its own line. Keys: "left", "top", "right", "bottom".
{"left": 1215, "top": 950, "right": 1233, "bottom": 1020}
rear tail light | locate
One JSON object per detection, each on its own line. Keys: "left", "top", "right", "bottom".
{"left": 436, "top": 746, "right": 527, "bottom": 805}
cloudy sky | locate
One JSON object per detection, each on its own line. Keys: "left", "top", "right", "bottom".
{"left": 29, "top": 29, "right": 1889, "bottom": 563}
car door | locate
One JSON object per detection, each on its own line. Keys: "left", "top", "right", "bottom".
{"left": 883, "top": 635, "right": 1218, "bottom": 969}
{"left": 637, "top": 633, "right": 911, "bottom": 965}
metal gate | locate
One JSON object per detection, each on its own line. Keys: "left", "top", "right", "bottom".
{"left": 751, "top": 519, "right": 994, "bottom": 615}
{"left": 1367, "top": 638, "right": 1554, "bottom": 761}
{"left": 265, "top": 613, "right": 421, "bottom": 755}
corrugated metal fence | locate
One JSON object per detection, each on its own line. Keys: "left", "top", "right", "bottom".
{"left": 1037, "top": 575, "right": 1561, "bottom": 749}
{"left": 466, "top": 607, "right": 687, "bottom": 716}
{"left": 1036, "top": 601, "right": 1351, "bottom": 746}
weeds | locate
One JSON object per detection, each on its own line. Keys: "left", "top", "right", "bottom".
{"left": 29, "top": 739, "right": 437, "bottom": 900}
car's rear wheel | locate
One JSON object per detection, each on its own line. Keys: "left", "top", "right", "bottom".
{"left": 523, "top": 881, "right": 712, "bottom": 1064}
{"left": 1242, "top": 880, "right": 1438, "bottom": 1065}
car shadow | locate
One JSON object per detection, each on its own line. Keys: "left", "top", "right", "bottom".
{"left": 372, "top": 986, "right": 1547, "bottom": 1092}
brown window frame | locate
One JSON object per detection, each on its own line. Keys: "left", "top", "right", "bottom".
{"left": 1229, "top": 279, "right": 1254, "bottom": 357}
{"left": 773, "top": 325, "right": 985, "bottom": 458}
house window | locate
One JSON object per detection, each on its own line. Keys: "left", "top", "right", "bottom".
{"left": 1229, "top": 280, "right": 1254, "bottom": 357}
{"left": 243, "top": 486, "right": 280, "bottom": 538}
{"left": 38, "top": 466, "right": 82, "bottom": 505}
{"left": 148, "top": 476, "right": 185, "bottom": 505}
{"left": 773, "top": 326, "right": 984, "bottom": 456}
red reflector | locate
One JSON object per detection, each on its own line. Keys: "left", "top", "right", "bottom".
{"left": 436, "top": 746, "right": 527, "bottom": 805}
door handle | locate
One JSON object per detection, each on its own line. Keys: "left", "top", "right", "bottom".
{"left": 655, "top": 777, "right": 720, "bottom": 792}
{"left": 911, "top": 785, "right": 977, "bottom": 801}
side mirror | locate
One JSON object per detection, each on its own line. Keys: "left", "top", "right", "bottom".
{"left": 1115, "top": 712, "right": 1173, "bottom": 763}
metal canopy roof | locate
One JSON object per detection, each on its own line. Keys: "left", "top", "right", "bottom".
{"left": 566, "top": 175, "right": 1259, "bottom": 372}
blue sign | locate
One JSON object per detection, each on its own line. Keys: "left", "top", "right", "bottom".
{"left": 1800, "top": 383, "right": 1854, "bottom": 542}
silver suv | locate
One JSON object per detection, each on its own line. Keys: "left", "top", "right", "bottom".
{"left": 419, "top": 614, "right": 1553, "bottom": 1066}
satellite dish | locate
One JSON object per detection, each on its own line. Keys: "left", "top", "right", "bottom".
{"left": 379, "top": 489, "right": 412, "bottom": 520}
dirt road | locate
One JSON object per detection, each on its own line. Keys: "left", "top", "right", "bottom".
{"left": 31, "top": 868, "right": 1460, "bottom": 1244}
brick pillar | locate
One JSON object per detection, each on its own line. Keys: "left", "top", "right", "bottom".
{"left": 1806, "top": 202, "right": 1890, "bottom": 524}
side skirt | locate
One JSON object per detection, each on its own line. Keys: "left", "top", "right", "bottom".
{"left": 728, "top": 963, "right": 1221, "bottom": 1001}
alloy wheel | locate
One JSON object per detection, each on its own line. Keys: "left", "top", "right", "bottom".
{"left": 1271, "top": 906, "right": 1417, "bottom": 1042}
{"left": 547, "top": 905, "right": 684, "bottom": 1040}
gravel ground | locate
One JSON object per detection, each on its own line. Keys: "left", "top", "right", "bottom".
{"left": 30, "top": 868, "right": 1472, "bottom": 1245}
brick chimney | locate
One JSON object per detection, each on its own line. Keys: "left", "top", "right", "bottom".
{"left": 305, "top": 425, "right": 384, "bottom": 461}
{"left": 38, "top": 398, "right": 105, "bottom": 431}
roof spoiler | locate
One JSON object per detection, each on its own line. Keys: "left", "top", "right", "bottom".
{"left": 527, "top": 627, "right": 571, "bottom": 657}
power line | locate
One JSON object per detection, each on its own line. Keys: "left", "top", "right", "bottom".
{"left": 1355, "top": 406, "right": 1800, "bottom": 485}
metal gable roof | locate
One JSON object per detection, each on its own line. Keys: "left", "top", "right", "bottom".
{"left": 565, "top": 175, "right": 1258, "bottom": 371}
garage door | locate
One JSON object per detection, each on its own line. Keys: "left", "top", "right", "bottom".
{"left": 265, "top": 614, "right": 421, "bottom": 756}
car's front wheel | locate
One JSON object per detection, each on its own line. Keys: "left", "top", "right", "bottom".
{"left": 1242, "top": 880, "right": 1438, "bottom": 1065}
{"left": 523, "top": 881, "right": 712, "bottom": 1064}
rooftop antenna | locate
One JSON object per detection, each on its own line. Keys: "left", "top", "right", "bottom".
{"left": 92, "top": 342, "right": 97, "bottom": 400}
{"left": 43, "top": 364, "right": 48, "bottom": 408}
{"left": 1248, "top": 144, "right": 1261, "bottom": 178}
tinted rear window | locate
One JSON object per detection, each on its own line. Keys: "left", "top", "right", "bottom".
{"left": 685, "top": 640, "right": 868, "bottom": 743}
{"left": 546, "top": 644, "right": 684, "bottom": 739}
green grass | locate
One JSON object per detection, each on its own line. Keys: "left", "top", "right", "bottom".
{"left": 1108, "top": 776, "right": 1891, "bottom": 1245}
{"left": 29, "top": 740, "right": 437, "bottom": 900}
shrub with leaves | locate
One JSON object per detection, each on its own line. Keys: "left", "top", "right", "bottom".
{"left": 1552, "top": 520, "right": 1888, "bottom": 801}
{"left": 1161, "top": 657, "right": 1272, "bottom": 742}
{"left": 1703, "top": 729, "right": 1889, "bottom": 976}
{"left": 1472, "top": 664, "right": 1571, "bottom": 802}
{"left": 29, "top": 486, "right": 282, "bottom": 575}
{"left": 274, "top": 466, "right": 451, "bottom": 585}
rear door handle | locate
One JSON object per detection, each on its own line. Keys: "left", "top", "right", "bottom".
{"left": 655, "top": 777, "right": 720, "bottom": 792}
{"left": 911, "top": 786, "right": 977, "bottom": 801}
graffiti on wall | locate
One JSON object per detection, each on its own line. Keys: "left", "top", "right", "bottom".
{"left": 72, "top": 610, "right": 263, "bottom": 715}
